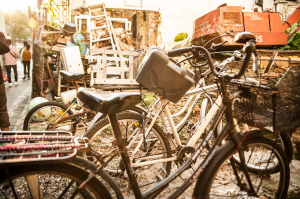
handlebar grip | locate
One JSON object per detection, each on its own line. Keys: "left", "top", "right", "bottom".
{"left": 252, "top": 52, "right": 259, "bottom": 73}
{"left": 168, "top": 47, "right": 192, "bottom": 57}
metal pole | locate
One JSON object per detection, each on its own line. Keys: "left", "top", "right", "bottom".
{"left": 10, "top": 14, "right": 12, "bottom": 43}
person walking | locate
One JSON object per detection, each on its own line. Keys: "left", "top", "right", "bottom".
{"left": 3, "top": 39, "right": 18, "bottom": 87}
{"left": 19, "top": 40, "right": 28, "bottom": 55}
{"left": 0, "top": 32, "right": 10, "bottom": 131}
{"left": 21, "top": 43, "right": 31, "bottom": 80}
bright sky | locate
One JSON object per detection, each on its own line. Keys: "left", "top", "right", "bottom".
{"left": 1, "top": 0, "right": 37, "bottom": 12}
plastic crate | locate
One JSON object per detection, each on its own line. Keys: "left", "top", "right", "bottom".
{"left": 136, "top": 46, "right": 194, "bottom": 103}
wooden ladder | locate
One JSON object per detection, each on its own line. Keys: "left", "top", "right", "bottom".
{"left": 88, "top": 3, "right": 117, "bottom": 52}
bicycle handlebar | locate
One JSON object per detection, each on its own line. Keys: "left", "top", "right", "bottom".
{"left": 168, "top": 48, "right": 193, "bottom": 57}
{"left": 167, "top": 33, "right": 257, "bottom": 80}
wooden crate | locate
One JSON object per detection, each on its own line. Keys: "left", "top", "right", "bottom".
{"left": 86, "top": 48, "right": 141, "bottom": 86}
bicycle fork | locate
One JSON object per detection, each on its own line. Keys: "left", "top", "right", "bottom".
{"left": 230, "top": 133, "right": 257, "bottom": 196}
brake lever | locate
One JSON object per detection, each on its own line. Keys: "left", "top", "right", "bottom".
{"left": 176, "top": 55, "right": 194, "bottom": 65}
{"left": 210, "top": 41, "right": 228, "bottom": 51}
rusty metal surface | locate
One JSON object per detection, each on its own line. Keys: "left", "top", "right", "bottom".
{"left": 192, "top": 6, "right": 243, "bottom": 47}
{"left": 244, "top": 12, "right": 270, "bottom": 33}
{"left": 192, "top": 5, "right": 300, "bottom": 49}
{"left": 264, "top": 51, "right": 278, "bottom": 73}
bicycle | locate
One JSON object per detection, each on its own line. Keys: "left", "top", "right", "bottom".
{"left": 82, "top": 32, "right": 290, "bottom": 198}
{"left": 81, "top": 41, "right": 292, "bottom": 188}
{"left": 0, "top": 32, "right": 290, "bottom": 199}
{"left": 0, "top": 131, "right": 123, "bottom": 198}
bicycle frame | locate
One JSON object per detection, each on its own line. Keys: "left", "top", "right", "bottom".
{"left": 107, "top": 80, "right": 254, "bottom": 199}
{"left": 128, "top": 83, "right": 220, "bottom": 167}
{"left": 108, "top": 39, "right": 260, "bottom": 197}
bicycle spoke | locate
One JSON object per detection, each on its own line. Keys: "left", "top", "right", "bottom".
{"left": 57, "top": 179, "right": 74, "bottom": 199}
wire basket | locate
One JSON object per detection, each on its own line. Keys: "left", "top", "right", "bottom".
{"left": 230, "top": 64, "right": 300, "bottom": 134}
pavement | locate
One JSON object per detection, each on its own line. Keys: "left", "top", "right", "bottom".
{"left": 4, "top": 59, "right": 32, "bottom": 131}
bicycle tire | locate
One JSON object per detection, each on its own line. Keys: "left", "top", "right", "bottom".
{"left": 84, "top": 111, "right": 172, "bottom": 189}
{"left": 193, "top": 133, "right": 290, "bottom": 199}
{"left": 232, "top": 129, "right": 293, "bottom": 174}
{"left": 233, "top": 124, "right": 293, "bottom": 166}
{"left": 0, "top": 163, "right": 112, "bottom": 199}
{"left": 23, "top": 102, "right": 77, "bottom": 134}
{"left": 198, "top": 94, "right": 293, "bottom": 171}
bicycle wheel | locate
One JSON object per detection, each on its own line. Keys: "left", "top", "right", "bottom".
{"left": 233, "top": 120, "right": 293, "bottom": 165}
{"left": 23, "top": 102, "right": 77, "bottom": 134}
{"left": 193, "top": 133, "right": 290, "bottom": 198}
{"left": 84, "top": 111, "right": 172, "bottom": 189}
{"left": 260, "top": 129, "right": 293, "bottom": 164}
{"left": 0, "top": 163, "right": 112, "bottom": 199}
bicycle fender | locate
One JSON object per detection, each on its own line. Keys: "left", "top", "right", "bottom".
{"left": 241, "top": 130, "right": 264, "bottom": 140}
{"left": 87, "top": 112, "right": 106, "bottom": 131}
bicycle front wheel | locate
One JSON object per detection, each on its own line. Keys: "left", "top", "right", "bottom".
{"left": 23, "top": 102, "right": 77, "bottom": 134}
{"left": 193, "top": 134, "right": 290, "bottom": 198}
{"left": 0, "top": 163, "right": 112, "bottom": 199}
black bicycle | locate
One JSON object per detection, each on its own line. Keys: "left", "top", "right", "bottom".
{"left": 0, "top": 32, "right": 290, "bottom": 199}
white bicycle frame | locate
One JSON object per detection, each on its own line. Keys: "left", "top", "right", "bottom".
{"left": 128, "top": 83, "right": 221, "bottom": 167}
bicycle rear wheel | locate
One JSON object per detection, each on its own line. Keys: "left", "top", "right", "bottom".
{"left": 0, "top": 163, "right": 112, "bottom": 199}
{"left": 84, "top": 111, "right": 172, "bottom": 190}
{"left": 193, "top": 133, "right": 290, "bottom": 198}
{"left": 23, "top": 102, "right": 77, "bottom": 134}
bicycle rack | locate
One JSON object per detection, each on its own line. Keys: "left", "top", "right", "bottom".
{"left": 0, "top": 131, "right": 84, "bottom": 166}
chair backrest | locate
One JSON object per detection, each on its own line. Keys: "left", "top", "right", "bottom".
{"left": 60, "top": 46, "right": 84, "bottom": 74}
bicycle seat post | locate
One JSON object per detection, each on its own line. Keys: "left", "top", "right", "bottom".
{"left": 107, "top": 113, "right": 143, "bottom": 198}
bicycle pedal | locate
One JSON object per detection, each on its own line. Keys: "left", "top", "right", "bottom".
{"left": 155, "top": 167, "right": 167, "bottom": 182}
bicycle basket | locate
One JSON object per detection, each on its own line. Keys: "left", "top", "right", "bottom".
{"left": 136, "top": 46, "right": 195, "bottom": 103}
{"left": 231, "top": 64, "right": 300, "bottom": 134}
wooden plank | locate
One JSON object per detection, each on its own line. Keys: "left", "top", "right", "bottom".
{"left": 129, "top": 55, "right": 134, "bottom": 79}
{"left": 57, "top": 55, "right": 61, "bottom": 97}
{"left": 57, "top": 37, "right": 67, "bottom": 45}
{"left": 86, "top": 56, "right": 129, "bottom": 62}
{"left": 108, "top": 17, "right": 121, "bottom": 51}
{"left": 101, "top": 54, "right": 107, "bottom": 78}
{"left": 46, "top": 62, "right": 57, "bottom": 95}
{"left": 88, "top": 3, "right": 105, "bottom": 9}
{"left": 91, "top": 66, "right": 130, "bottom": 71}
{"left": 94, "top": 78, "right": 139, "bottom": 85}
{"left": 89, "top": 49, "right": 140, "bottom": 56}
{"left": 106, "top": 67, "right": 129, "bottom": 71}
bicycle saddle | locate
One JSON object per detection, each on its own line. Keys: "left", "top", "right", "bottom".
{"left": 60, "top": 70, "right": 85, "bottom": 80}
{"left": 234, "top": 32, "right": 256, "bottom": 44}
{"left": 77, "top": 88, "right": 141, "bottom": 114}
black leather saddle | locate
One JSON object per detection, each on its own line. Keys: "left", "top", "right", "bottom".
{"left": 60, "top": 70, "right": 85, "bottom": 81}
{"left": 77, "top": 88, "right": 141, "bottom": 114}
